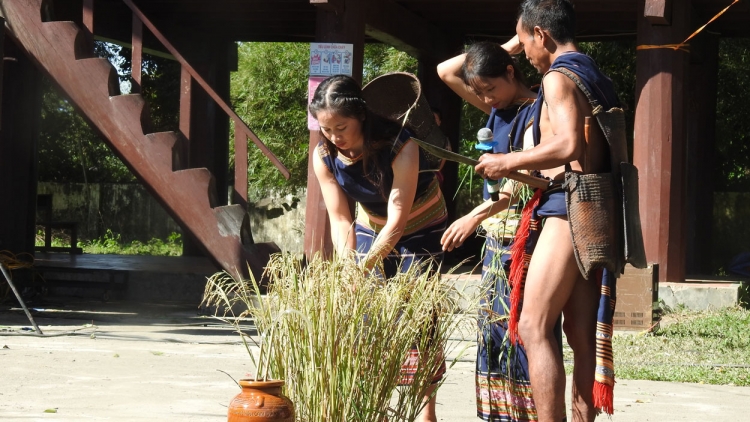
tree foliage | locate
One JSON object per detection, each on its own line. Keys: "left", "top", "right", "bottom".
{"left": 231, "top": 42, "right": 310, "bottom": 201}
{"left": 231, "top": 42, "right": 417, "bottom": 200}
{"left": 453, "top": 40, "right": 638, "bottom": 214}
{"left": 715, "top": 38, "right": 750, "bottom": 192}
{"left": 38, "top": 41, "right": 179, "bottom": 183}
{"left": 38, "top": 38, "right": 748, "bottom": 198}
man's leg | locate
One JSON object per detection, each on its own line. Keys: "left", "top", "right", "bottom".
{"left": 517, "top": 216, "right": 582, "bottom": 422}
{"left": 562, "top": 272, "right": 598, "bottom": 422}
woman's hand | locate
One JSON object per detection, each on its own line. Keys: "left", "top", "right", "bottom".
{"left": 441, "top": 214, "right": 481, "bottom": 252}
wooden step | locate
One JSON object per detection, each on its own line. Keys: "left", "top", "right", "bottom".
{"left": 4, "top": 0, "right": 277, "bottom": 278}
{"left": 144, "top": 132, "right": 182, "bottom": 172}
{"left": 40, "top": 21, "right": 92, "bottom": 60}
{"left": 172, "top": 168, "right": 219, "bottom": 208}
{"left": 214, "top": 205, "right": 252, "bottom": 246}
{"left": 74, "top": 58, "right": 120, "bottom": 97}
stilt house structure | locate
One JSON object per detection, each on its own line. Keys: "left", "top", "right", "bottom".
{"left": 0, "top": 0, "right": 748, "bottom": 283}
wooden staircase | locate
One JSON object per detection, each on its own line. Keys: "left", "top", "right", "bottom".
{"left": 2, "top": 0, "right": 289, "bottom": 279}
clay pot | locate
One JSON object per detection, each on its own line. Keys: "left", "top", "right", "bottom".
{"left": 227, "top": 379, "right": 295, "bottom": 422}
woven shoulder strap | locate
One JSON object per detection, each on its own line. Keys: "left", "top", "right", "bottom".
{"left": 544, "top": 67, "right": 629, "bottom": 167}
{"left": 545, "top": 67, "right": 600, "bottom": 108}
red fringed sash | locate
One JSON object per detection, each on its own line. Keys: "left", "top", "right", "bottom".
{"left": 506, "top": 190, "right": 617, "bottom": 416}
{"left": 507, "top": 189, "right": 543, "bottom": 345}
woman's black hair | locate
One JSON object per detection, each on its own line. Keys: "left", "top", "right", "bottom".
{"left": 308, "top": 75, "right": 405, "bottom": 197}
{"left": 460, "top": 41, "right": 527, "bottom": 91}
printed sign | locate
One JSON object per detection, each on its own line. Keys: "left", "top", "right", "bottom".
{"left": 308, "top": 43, "right": 354, "bottom": 130}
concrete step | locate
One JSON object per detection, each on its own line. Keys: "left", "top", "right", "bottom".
{"left": 660, "top": 279, "right": 748, "bottom": 311}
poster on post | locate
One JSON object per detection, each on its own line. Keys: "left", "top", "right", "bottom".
{"left": 308, "top": 43, "right": 353, "bottom": 130}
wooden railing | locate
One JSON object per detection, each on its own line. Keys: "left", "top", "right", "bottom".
{"left": 81, "top": 0, "right": 290, "bottom": 208}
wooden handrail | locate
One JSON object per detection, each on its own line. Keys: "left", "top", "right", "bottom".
{"left": 120, "top": 0, "right": 291, "bottom": 195}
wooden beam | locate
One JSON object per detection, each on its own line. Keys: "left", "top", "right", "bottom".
{"left": 644, "top": 0, "right": 673, "bottom": 25}
{"left": 417, "top": 51, "right": 462, "bottom": 222}
{"left": 82, "top": 0, "right": 95, "bottom": 51}
{"left": 131, "top": 14, "right": 143, "bottom": 93}
{"left": 310, "top": 0, "right": 344, "bottom": 13}
{"left": 363, "top": 0, "right": 452, "bottom": 60}
{"left": 304, "top": 0, "right": 366, "bottom": 259}
{"left": 633, "top": 1, "right": 690, "bottom": 283}
{"left": 0, "top": 41, "right": 41, "bottom": 256}
{"left": 0, "top": 17, "right": 4, "bottom": 131}
{"left": 684, "top": 32, "right": 719, "bottom": 275}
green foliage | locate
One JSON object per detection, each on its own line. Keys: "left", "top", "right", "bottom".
{"left": 453, "top": 41, "right": 637, "bottom": 216}
{"left": 363, "top": 44, "right": 418, "bottom": 83}
{"left": 36, "top": 229, "right": 182, "bottom": 256}
{"left": 81, "top": 230, "right": 182, "bottom": 256}
{"left": 203, "top": 253, "right": 475, "bottom": 421}
{"left": 231, "top": 42, "right": 419, "bottom": 200}
{"left": 38, "top": 41, "right": 180, "bottom": 183}
{"left": 39, "top": 60, "right": 134, "bottom": 183}
{"left": 231, "top": 42, "right": 310, "bottom": 200}
{"left": 579, "top": 40, "right": 637, "bottom": 148}
{"left": 564, "top": 307, "right": 750, "bottom": 386}
{"left": 715, "top": 38, "right": 750, "bottom": 191}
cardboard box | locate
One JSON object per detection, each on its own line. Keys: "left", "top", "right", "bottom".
{"left": 613, "top": 264, "right": 659, "bottom": 330}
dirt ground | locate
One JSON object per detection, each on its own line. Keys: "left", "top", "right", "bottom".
{"left": 2, "top": 298, "right": 750, "bottom": 421}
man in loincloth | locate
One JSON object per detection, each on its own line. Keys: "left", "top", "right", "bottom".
{"left": 475, "top": 1, "right": 620, "bottom": 421}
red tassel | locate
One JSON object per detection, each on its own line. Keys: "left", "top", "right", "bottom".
{"left": 507, "top": 189, "right": 543, "bottom": 345}
{"left": 593, "top": 381, "right": 614, "bottom": 415}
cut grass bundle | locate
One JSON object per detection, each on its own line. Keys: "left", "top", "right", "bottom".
{"left": 203, "top": 253, "right": 477, "bottom": 422}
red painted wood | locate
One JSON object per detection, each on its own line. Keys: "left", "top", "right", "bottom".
{"left": 179, "top": 65, "right": 192, "bottom": 165}
{"left": 633, "top": 2, "right": 690, "bottom": 283}
{"left": 121, "top": 0, "right": 289, "bottom": 180}
{"left": 303, "top": 0, "right": 365, "bottom": 259}
{"left": 3, "top": 0, "right": 277, "bottom": 278}
{"left": 131, "top": 14, "right": 142, "bottom": 93}
{"left": 304, "top": 131, "right": 333, "bottom": 259}
{"left": 82, "top": 0, "right": 94, "bottom": 51}
{"left": 234, "top": 129, "right": 248, "bottom": 207}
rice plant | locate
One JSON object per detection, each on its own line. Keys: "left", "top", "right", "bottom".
{"left": 203, "top": 252, "right": 478, "bottom": 422}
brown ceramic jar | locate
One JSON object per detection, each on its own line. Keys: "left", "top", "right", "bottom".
{"left": 227, "top": 379, "right": 295, "bottom": 422}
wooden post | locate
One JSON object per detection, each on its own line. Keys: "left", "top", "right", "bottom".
{"left": 0, "top": 17, "right": 5, "bottom": 131}
{"left": 644, "top": 0, "right": 673, "bottom": 25}
{"left": 417, "top": 50, "right": 462, "bottom": 221}
{"left": 633, "top": 1, "right": 691, "bottom": 283}
{"left": 0, "top": 40, "right": 41, "bottom": 256}
{"left": 304, "top": 0, "right": 365, "bottom": 259}
{"left": 82, "top": 0, "right": 95, "bottom": 52}
{"left": 131, "top": 14, "right": 143, "bottom": 93}
{"left": 685, "top": 33, "right": 719, "bottom": 275}
{"left": 178, "top": 65, "right": 192, "bottom": 165}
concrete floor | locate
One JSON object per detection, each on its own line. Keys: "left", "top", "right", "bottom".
{"left": 2, "top": 298, "right": 750, "bottom": 421}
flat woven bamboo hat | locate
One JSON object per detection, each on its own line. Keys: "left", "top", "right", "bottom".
{"left": 361, "top": 72, "right": 449, "bottom": 157}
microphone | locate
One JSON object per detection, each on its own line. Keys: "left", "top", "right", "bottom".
{"left": 476, "top": 128, "right": 499, "bottom": 202}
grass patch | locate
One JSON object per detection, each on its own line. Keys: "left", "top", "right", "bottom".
{"left": 36, "top": 229, "right": 182, "bottom": 256}
{"left": 564, "top": 306, "right": 750, "bottom": 385}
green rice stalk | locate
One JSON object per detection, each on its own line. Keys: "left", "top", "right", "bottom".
{"left": 203, "top": 252, "right": 479, "bottom": 422}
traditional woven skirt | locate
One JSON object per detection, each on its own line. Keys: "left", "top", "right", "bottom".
{"left": 477, "top": 190, "right": 566, "bottom": 421}
{"left": 476, "top": 235, "right": 537, "bottom": 421}
{"left": 355, "top": 221, "right": 448, "bottom": 385}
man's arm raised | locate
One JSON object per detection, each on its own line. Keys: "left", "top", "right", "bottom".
{"left": 475, "top": 72, "right": 585, "bottom": 180}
